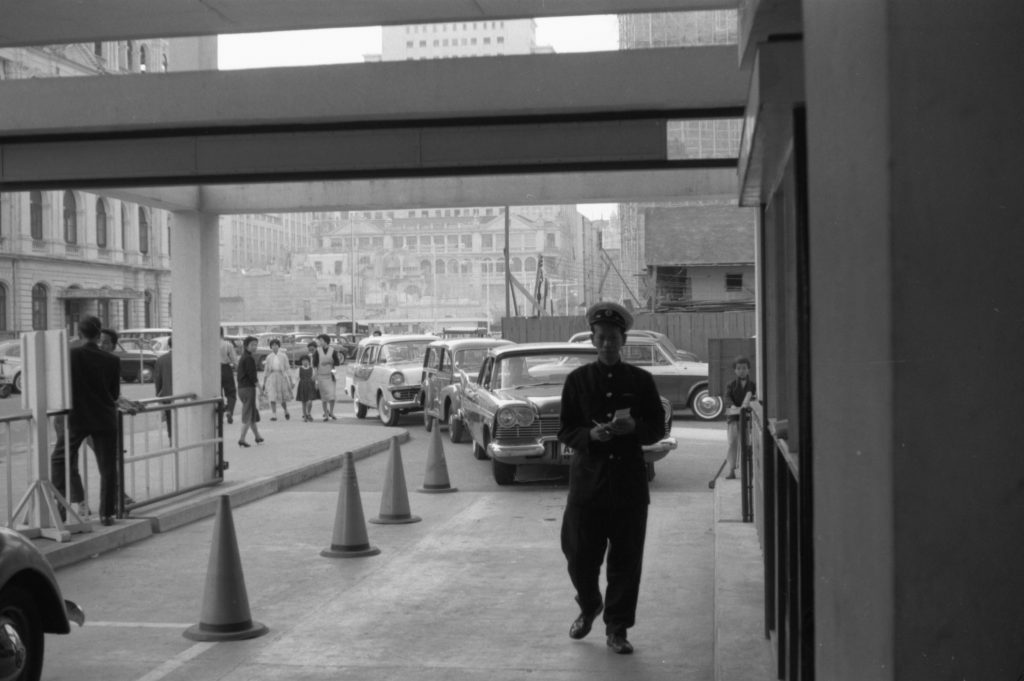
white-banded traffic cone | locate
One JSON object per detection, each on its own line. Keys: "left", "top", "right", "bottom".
{"left": 184, "top": 495, "right": 269, "bottom": 641}
{"left": 370, "top": 437, "right": 421, "bottom": 524}
{"left": 321, "top": 452, "right": 381, "bottom": 558}
{"left": 418, "top": 425, "right": 458, "bottom": 494}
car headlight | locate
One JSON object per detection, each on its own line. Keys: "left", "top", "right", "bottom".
{"left": 496, "top": 406, "right": 535, "bottom": 428}
{"left": 389, "top": 372, "right": 405, "bottom": 386}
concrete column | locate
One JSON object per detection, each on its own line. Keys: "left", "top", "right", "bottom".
{"left": 170, "top": 211, "right": 220, "bottom": 399}
{"left": 805, "top": 2, "right": 1024, "bottom": 679}
{"left": 170, "top": 211, "right": 221, "bottom": 486}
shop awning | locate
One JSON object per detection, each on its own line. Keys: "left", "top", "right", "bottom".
{"left": 58, "top": 287, "right": 145, "bottom": 300}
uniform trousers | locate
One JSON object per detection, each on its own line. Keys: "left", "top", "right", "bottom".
{"left": 561, "top": 502, "right": 648, "bottom": 636}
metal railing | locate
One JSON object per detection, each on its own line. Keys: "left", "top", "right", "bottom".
{"left": 2, "top": 394, "right": 225, "bottom": 529}
{"left": 118, "top": 393, "right": 225, "bottom": 517}
{"left": 739, "top": 406, "right": 754, "bottom": 522}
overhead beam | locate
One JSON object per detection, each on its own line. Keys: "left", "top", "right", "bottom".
{"left": 194, "top": 168, "right": 740, "bottom": 214}
{"left": 0, "top": 0, "right": 738, "bottom": 48}
{"left": 0, "top": 49, "right": 744, "bottom": 190}
{"left": 0, "top": 48, "right": 745, "bottom": 138}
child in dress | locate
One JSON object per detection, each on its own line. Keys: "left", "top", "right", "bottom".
{"left": 294, "top": 355, "right": 318, "bottom": 422}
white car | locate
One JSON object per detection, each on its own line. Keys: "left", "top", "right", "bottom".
{"left": 349, "top": 334, "right": 438, "bottom": 426}
{"left": 0, "top": 340, "right": 22, "bottom": 395}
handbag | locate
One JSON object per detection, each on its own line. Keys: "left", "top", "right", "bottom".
{"left": 258, "top": 389, "right": 270, "bottom": 410}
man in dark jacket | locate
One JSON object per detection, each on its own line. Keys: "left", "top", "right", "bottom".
{"left": 558, "top": 302, "right": 665, "bottom": 655}
{"left": 51, "top": 315, "right": 123, "bottom": 526}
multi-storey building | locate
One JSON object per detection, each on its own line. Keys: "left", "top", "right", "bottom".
{"left": 219, "top": 213, "right": 317, "bottom": 271}
{"left": 298, "top": 205, "right": 584, "bottom": 325}
{"left": 617, "top": 11, "right": 749, "bottom": 311}
{"left": 286, "top": 21, "right": 594, "bottom": 324}
{"left": 0, "top": 39, "right": 210, "bottom": 337}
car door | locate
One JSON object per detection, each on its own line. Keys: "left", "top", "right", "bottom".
{"left": 421, "top": 345, "right": 442, "bottom": 414}
{"left": 462, "top": 355, "right": 494, "bottom": 442}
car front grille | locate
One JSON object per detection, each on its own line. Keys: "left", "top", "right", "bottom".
{"left": 495, "top": 416, "right": 560, "bottom": 440}
{"left": 391, "top": 387, "right": 420, "bottom": 402}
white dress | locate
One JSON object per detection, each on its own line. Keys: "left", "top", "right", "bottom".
{"left": 263, "top": 351, "right": 293, "bottom": 402}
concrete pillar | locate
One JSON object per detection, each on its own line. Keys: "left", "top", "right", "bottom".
{"left": 804, "top": 2, "right": 1024, "bottom": 679}
{"left": 170, "top": 211, "right": 221, "bottom": 485}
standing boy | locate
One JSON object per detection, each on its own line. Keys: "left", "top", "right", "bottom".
{"left": 724, "top": 356, "right": 756, "bottom": 479}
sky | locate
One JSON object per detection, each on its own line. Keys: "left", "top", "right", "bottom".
{"left": 217, "top": 16, "right": 620, "bottom": 220}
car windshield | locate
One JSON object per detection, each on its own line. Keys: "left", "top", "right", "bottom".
{"left": 381, "top": 341, "right": 429, "bottom": 363}
{"left": 494, "top": 352, "right": 592, "bottom": 389}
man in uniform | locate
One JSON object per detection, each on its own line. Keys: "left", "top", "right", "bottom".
{"left": 558, "top": 301, "right": 666, "bottom": 654}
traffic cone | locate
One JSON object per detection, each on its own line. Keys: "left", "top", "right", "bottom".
{"left": 321, "top": 452, "right": 381, "bottom": 558}
{"left": 370, "top": 437, "right": 421, "bottom": 524}
{"left": 184, "top": 495, "right": 269, "bottom": 641}
{"left": 418, "top": 425, "right": 458, "bottom": 494}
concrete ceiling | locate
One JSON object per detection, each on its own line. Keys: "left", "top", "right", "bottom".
{"left": 0, "top": 1, "right": 748, "bottom": 212}
{"left": 0, "top": 0, "right": 737, "bottom": 47}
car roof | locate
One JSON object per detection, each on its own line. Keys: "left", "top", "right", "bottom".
{"left": 491, "top": 342, "right": 597, "bottom": 357}
{"left": 362, "top": 334, "right": 438, "bottom": 345}
{"left": 427, "top": 338, "right": 514, "bottom": 351}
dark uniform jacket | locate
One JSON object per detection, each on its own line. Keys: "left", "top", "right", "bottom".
{"left": 154, "top": 351, "right": 173, "bottom": 398}
{"left": 68, "top": 342, "right": 121, "bottom": 434}
{"left": 558, "top": 360, "right": 665, "bottom": 508}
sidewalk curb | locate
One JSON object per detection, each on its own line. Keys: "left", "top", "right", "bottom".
{"left": 43, "top": 431, "right": 408, "bottom": 570}
{"left": 713, "top": 476, "right": 774, "bottom": 681}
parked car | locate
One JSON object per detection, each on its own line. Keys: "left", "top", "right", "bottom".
{"left": 460, "top": 342, "right": 677, "bottom": 485}
{"left": 0, "top": 340, "right": 23, "bottom": 395}
{"left": 349, "top": 334, "right": 438, "bottom": 426}
{"left": 0, "top": 526, "right": 85, "bottom": 681}
{"left": 568, "top": 333, "right": 720, "bottom": 420}
{"left": 335, "top": 333, "right": 367, "bottom": 360}
{"left": 568, "top": 329, "right": 700, "bottom": 362}
{"left": 113, "top": 338, "right": 161, "bottom": 383}
{"left": 420, "top": 337, "right": 514, "bottom": 435}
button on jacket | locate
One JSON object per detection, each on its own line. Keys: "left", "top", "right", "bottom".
{"left": 558, "top": 360, "right": 665, "bottom": 508}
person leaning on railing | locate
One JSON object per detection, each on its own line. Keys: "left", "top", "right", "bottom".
{"left": 724, "top": 356, "right": 756, "bottom": 480}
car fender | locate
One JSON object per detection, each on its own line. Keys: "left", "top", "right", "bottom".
{"left": 0, "top": 528, "right": 72, "bottom": 635}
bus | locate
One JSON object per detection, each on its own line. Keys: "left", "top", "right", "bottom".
{"left": 219, "top": 318, "right": 491, "bottom": 338}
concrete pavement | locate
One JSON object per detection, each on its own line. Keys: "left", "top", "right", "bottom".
{"left": 33, "top": 412, "right": 772, "bottom": 681}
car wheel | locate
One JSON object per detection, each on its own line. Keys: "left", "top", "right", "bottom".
{"left": 423, "top": 411, "right": 434, "bottom": 432}
{"left": 0, "top": 584, "right": 44, "bottom": 681}
{"left": 139, "top": 366, "right": 153, "bottom": 383}
{"left": 378, "top": 394, "right": 400, "bottom": 427}
{"left": 13, "top": 372, "right": 22, "bottom": 394}
{"left": 0, "top": 384, "right": 10, "bottom": 399}
{"left": 690, "top": 387, "right": 724, "bottom": 421}
{"left": 449, "top": 415, "right": 467, "bottom": 444}
{"left": 352, "top": 390, "right": 367, "bottom": 419}
{"left": 492, "top": 458, "right": 516, "bottom": 485}
{"left": 472, "top": 436, "right": 489, "bottom": 460}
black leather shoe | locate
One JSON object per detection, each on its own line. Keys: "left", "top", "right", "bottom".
{"left": 101, "top": 516, "right": 115, "bottom": 527}
{"left": 569, "top": 603, "right": 603, "bottom": 640}
{"left": 606, "top": 633, "right": 634, "bottom": 654}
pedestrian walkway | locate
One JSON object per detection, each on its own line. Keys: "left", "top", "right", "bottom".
{"left": 34, "top": 418, "right": 408, "bottom": 569}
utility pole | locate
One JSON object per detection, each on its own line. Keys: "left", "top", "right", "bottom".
{"left": 504, "top": 206, "right": 511, "bottom": 319}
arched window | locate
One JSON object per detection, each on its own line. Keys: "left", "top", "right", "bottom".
{"left": 138, "top": 207, "right": 149, "bottom": 254}
{"left": 420, "top": 260, "right": 431, "bottom": 272}
{"left": 525, "top": 256, "right": 537, "bottom": 272}
{"left": 121, "top": 203, "right": 129, "bottom": 250}
{"left": 461, "top": 261, "right": 471, "bottom": 274}
{"left": 511, "top": 257, "right": 522, "bottom": 271}
{"left": 447, "top": 259, "right": 458, "bottom": 274}
{"left": 93, "top": 41, "right": 103, "bottom": 57}
{"left": 31, "top": 283, "right": 47, "bottom": 330}
{"left": 63, "top": 191, "right": 77, "bottom": 244}
{"left": 495, "top": 260, "right": 505, "bottom": 274}
{"left": 435, "top": 259, "right": 445, "bottom": 274}
{"left": 139, "top": 45, "right": 148, "bottom": 72}
{"left": 96, "top": 199, "right": 108, "bottom": 249}
{"left": 482, "top": 258, "right": 492, "bottom": 273}
{"left": 126, "top": 41, "right": 134, "bottom": 70}
{"left": 0, "top": 284, "right": 7, "bottom": 332}
{"left": 29, "top": 191, "right": 43, "bottom": 240}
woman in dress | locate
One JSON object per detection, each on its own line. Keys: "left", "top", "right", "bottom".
{"left": 312, "top": 333, "right": 343, "bottom": 421}
{"left": 261, "top": 338, "right": 293, "bottom": 421}
{"left": 236, "top": 336, "right": 264, "bottom": 446}
{"left": 294, "top": 354, "right": 318, "bottom": 422}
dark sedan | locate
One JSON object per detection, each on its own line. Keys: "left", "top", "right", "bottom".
{"left": 113, "top": 338, "right": 161, "bottom": 383}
